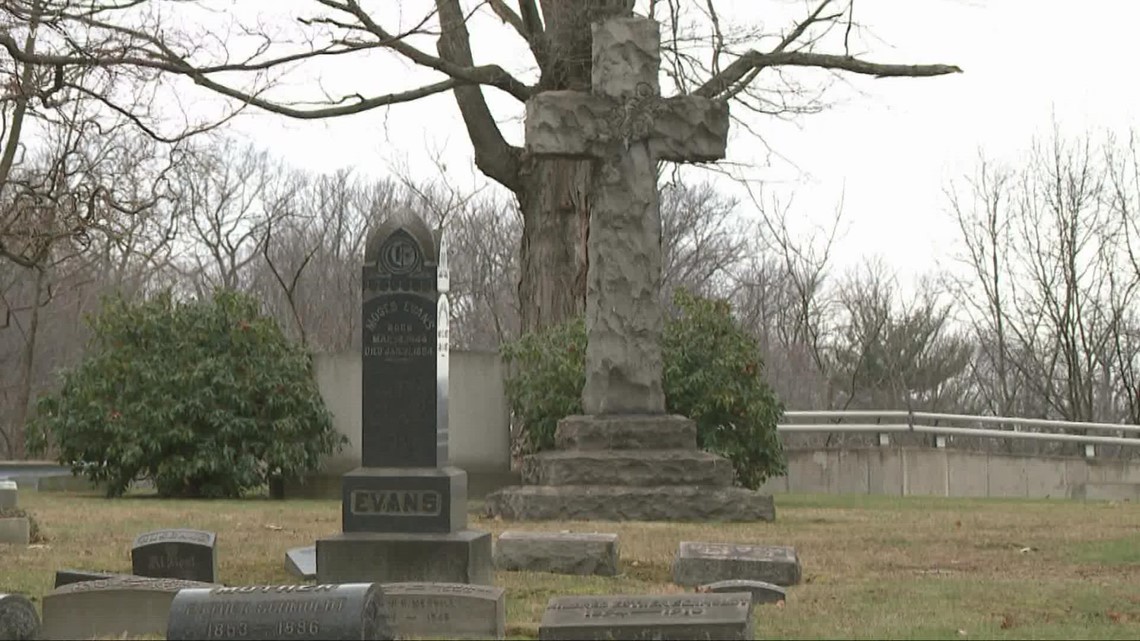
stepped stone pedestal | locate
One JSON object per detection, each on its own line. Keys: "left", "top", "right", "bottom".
{"left": 484, "top": 415, "right": 775, "bottom": 522}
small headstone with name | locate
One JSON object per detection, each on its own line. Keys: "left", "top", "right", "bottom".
{"left": 285, "top": 545, "right": 317, "bottom": 580}
{"left": 539, "top": 593, "right": 754, "bottom": 641}
{"left": 0, "top": 479, "right": 17, "bottom": 510}
{"left": 673, "top": 541, "right": 801, "bottom": 587}
{"left": 0, "top": 593, "right": 40, "bottom": 641}
{"left": 41, "top": 576, "right": 218, "bottom": 640}
{"left": 54, "top": 568, "right": 129, "bottom": 588}
{"left": 382, "top": 582, "right": 506, "bottom": 639}
{"left": 495, "top": 531, "right": 620, "bottom": 576}
{"left": 131, "top": 528, "right": 217, "bottom": 583}
{"left": 166, "top": 583, "right": 396, "bottom": 641}
{"left": 697, "top": 579, "right": 787, "bottom": 605}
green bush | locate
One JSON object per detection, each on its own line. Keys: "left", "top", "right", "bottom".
{"left": 27, "top": 289, "right": 345, "bottom": 498}
{"left": 501, "top": 289, "right": 786, "bottom": 489}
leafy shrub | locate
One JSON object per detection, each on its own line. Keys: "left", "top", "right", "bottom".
{"left": 27, "top": 289, "right": 345, "bottom": 498}
{"left": 502, "top": 289, "right": 786, "bottom": 489}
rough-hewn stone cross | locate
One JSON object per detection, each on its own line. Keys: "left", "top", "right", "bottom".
{"left": 525, "top": 16, "right": 729, "bottom": 415}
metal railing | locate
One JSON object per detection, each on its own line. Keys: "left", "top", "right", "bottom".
{"left": 776, "top": 410, "right": 1140, "bottom": 455}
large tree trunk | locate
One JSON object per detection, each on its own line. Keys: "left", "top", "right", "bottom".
{"left": 12, "top": 267, "right": 45, "bottom": 459}
{"left": 516, "top": 157, "right": 590, "bottom": 332}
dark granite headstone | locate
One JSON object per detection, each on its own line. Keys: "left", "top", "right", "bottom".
{"left": 360, "top": 210, "right": 446, "bottom": 469}
{"left": 539, "top": 593, "right": 754, "bottom": 641}
{"left": 317, "top": 210, "right": 491, "bottom": 586}
{"left": 131, "top": 528, "right": 217, "bottom": 582}
{"left": 0, "top": 593, "right": 40, "bottom": 641}
{"left": 166, "top": 583, "right": 396, "bottom": 640}
{"left": 54, "top": 568, "right": 129, "bottom": 588}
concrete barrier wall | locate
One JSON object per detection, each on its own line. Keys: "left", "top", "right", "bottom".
{"left": 758, "top": 447, "right": 1140, "bottom": 499}
{"left": 299, "top": 348, "right": 1140, "bottom": 501}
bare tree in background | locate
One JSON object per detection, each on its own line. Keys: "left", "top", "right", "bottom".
{"left": 0, "top": 0, "right": 961, "bottom": 333}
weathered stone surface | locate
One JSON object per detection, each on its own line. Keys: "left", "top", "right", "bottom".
{"left": 485, "top": 485, "right": 775, "bottom": 522}
{"left": 539, "top": 592, "right": 753, "bottom": 641}
{"left": 316, "top": 530, "right": 493, "bottom": 585}
{"left": 674, "top": 542, "right": 801, "bottom": 587}
{"left": 341, "top": 466, "right": 468, "bottom": 534}
{"left": 131, "top": 528, "right": 217, "bottom": 582}
{"left": 41, "top": 576, "right": 218, "bottom": 640}
{"left": 0, "top": 517, "right": 30, "bottom": 545}
{"left": 0, "top": 480, "right": 16, "bottom": 510}
{"left": 495, "top": 531, "right": 620, "bottom": 576}
{"left": 0, "top": 593, "right": 39, "bottom": 640}
{"left": 54, "top": 568, "right": 130, "bottom": 588}
{"left": 555, "top": 414, "right": 696, "bottom": 450}
{"left": 523, "top": 449, "right": 734, "bottom": 487}
{"left": 284, "top": 546, "right": 316, "bottom": 580}
{"left": 382, "top": 582, "right": 505, "bottom": 640}
{"left": 166, "top": 583, "right": 396, "bottom": 640}
{"left": 524, "top": 17, "right": 729, "bottom": 416}
{"left": 698, "top": 579, "right": 787, "bottom": 605}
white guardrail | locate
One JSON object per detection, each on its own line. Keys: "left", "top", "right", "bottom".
{"left": 777, "top": 410, "right": 1140, "bottom": 456}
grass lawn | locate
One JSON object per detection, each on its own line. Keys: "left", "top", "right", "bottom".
{"left": 3, "top": 490, "right": 1139, "bottom": 639}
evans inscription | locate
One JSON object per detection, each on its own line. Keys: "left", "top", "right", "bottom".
{"left": 351, "top": 490, "right": 442, "bottom": 516}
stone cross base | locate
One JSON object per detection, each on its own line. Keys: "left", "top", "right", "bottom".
{"left": 483, "top": 415, "right": 775, "bottom": 522}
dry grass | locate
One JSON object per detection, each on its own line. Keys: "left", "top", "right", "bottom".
{"left": 3, "top": 491, "right": 1140, "bottom": 639}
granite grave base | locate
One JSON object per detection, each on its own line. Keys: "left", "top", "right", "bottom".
{"left": 316, "top": 530, "right": 493, "bottom": 585}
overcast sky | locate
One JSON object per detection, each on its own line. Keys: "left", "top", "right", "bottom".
{"left": 217, "top": 0, "right": 1140, "bottom": 295}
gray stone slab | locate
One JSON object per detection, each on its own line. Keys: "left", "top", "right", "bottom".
{"left": 166, "top": 583, "right": 396, "bottom": 640}
{"left": 285, "top": 545, "right": 317, "bottom": 580}
{"left": 0, "top": 517, "right": 29, "bottom": 545}
{"left": 0, "top": 593, "right": 39, "bottom": 640}
{"left": 555, "top": 415, "right": 697, "bottom": 451}
{"left": 674, "top": 542, "right": 801, "bottom": 587}
{"left": 698, "top": 579, "right": 786, "bottom": 604}
{"left": 539, "top": 593, "right": 754, "bottom": 641}
{"left": 341, "top": 466, "right": 467, "bottom": 534}
{"left": 495, "top": 531, "right": 620, "bottom": 576}
{"left": 485, "top": 485, "right": 775, "bottom": 522}
{"left": 131, "top": 528, "right": 217, "bottom": 583}
{"left": 522, "top": 449, "right": 734, "bottom": 487}
{"left": 317, "top": 530, "right": 493, "bottom": 585}
{"left": 54, "top": 568, "right": 131, "bottom": 588}
{"left": 382, "top": 582, "right": 506, "bottom": 639}
{"left": 0, "top": 480, "right": 17, "bottom": 510}
{"left": 40, "top": 576, "right": 218, "bottom": 641}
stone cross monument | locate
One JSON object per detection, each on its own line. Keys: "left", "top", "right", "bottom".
{"left": 485, "top": 13, "right": 775, "bottom": 521}
{"left": 317, "top": 207, "right": 492, "bottom": 583}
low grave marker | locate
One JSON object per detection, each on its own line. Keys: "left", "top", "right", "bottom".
{"left": 0, "top": 479, "right": 16, "bottom": 510}
{"left": 539, "top": 593, "right": 754, "bottom": 640}
{"left": 495, "top": 531, "right": 619, "bottom": 576}
{"left": 54, "top": 568, "right": 129, "bottom": 588}
{"left": 697, "top": 579, "right": 787, "bottom": 605}
{"left": 166, "top": 583, "right": 396, "bottom": 640}
{"left": 131, "top": 528, "right": 217, "bottom": 583}
{"left": 285, "top": 545, "right": 317, "bottom": 580}
{"left": 0, "top": 593, "right": 40, "bottom": 640}
{"left": 673, "top": 541, "right": 801, "bottom": 587}
{"left": 40, "top": 576, "right": 218, "bottom": 640}
{"left": 383, "top": 582, "right": 506, "bottom": 639}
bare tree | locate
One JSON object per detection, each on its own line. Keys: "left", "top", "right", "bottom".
{"left": 0, "top": 0, "right": 960, "bottom": 332}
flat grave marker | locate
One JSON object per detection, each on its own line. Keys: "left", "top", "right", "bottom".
{"left": 697, "top": 579, "right": 787, "bottom": 605}
{"left": 131, "top": 528, "right": 218, "bottom": 583}
{"left": 40, "top": 576, "right": 218, "bottom": 640}
{"left": 285, "top": 545, "right": 317, "bottom": 580}
{"left": 674, "top": 541, "right": 801, "bottom": 587}
{"left": 166, "top": 583, "right": 396, "bottom": 640}
{"left": 495, "top": 531, "right": 620, "bottom": 576}
{"left": 539, "top": 593, "right": 754, "bottom": 641}
{"left": 54, "top": 568, "right": 130, "bottom": 588}
{"left": 382, "top": 582, "right": 506, "bottom": 639}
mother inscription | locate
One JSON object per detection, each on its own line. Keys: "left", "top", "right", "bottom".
{"left": 166, "top": 583, "right": 396, "bottom": 640}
